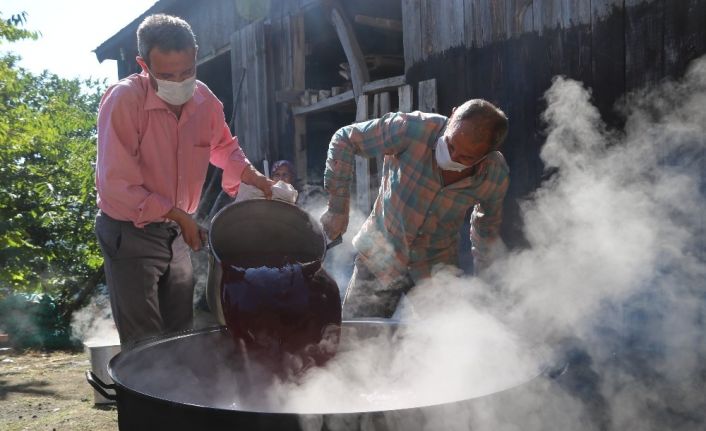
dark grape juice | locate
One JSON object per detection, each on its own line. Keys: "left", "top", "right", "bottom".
{"left": 220, "top": 254, "right": 341, "bottom": 374}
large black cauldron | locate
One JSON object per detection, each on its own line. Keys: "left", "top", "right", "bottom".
{"left": 87, "top": 320, "right": 545, "bottom": 431}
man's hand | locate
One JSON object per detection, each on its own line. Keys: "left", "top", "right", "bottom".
{"left": 166, "top": 207, "right": 205, "bottom": 251}
{"left": 241, "top": 166, "right": 275, "bottom": 199}
{"left": 320, "top": 209, "right": 349, "bottom": 241}
{"left": 252, "top": 175, "right": 275, "bottom": 199}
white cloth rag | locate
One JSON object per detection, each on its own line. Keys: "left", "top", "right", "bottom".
{"left": 234, "top": 180, "right": 298, "bottom": 204}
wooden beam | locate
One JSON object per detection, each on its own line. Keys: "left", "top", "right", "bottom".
{"left": 292, "top": 89, "right": 355, "bottom": 115}
{"left": 354, "top": 14, "right": 403, "bottom": 32}
{"left": 291, "top": 76, "right": 405, "bottom": 115}
{"left": 362, "top": 75, "right": 406, "bottom": 94}
{"left": 197, "top": 43, "right": 230, "bottom": 66}
{"left": 329, "top": 2, "right": 370, "bottom": 99}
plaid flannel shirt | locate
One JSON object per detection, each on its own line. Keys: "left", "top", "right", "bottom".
{"left": 324, "top": 111, "right": 509, "bottom": 286}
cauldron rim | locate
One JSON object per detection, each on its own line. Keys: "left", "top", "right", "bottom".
{"left": 107, "top": 321, "right": 546, "bottom": 416}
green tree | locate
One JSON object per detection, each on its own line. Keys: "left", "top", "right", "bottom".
{"left": 0, "top": 11, "right": 106, "bottom": 341}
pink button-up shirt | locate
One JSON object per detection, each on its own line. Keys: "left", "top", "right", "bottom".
{"left": 96, "top": 72, "right": 250, "bottom": 227}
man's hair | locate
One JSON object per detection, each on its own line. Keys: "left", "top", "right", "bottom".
{"left": 448, "top": 99, "right": 509, "bottom": 149}
{"left": 137, "top": 14, "right": 197, "bottom": 64}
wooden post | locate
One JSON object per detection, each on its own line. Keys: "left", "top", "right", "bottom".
{"left": 291, "top": 14, "right": 307, "bottom": 184}
{"left": 398, "top": 84, "right": 413, "bottom": 112}
{"left": 418, "top": 78, "right": 437, "bottom": 113}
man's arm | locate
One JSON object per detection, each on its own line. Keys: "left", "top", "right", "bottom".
{"left": 321, "top": 112, "right": 413, "bottom": 238}
{"left": 470, "top": 152, "right": 510, "bottom": 272}
{"left": 207, "top": 102, "right": 273, "bottom": 198}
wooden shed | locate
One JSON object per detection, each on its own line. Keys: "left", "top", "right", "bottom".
{"left": 95, "top": 0, "right": 706, "bottom": 246}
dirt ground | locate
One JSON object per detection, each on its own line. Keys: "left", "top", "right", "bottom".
{"left": 0, "top": 308, "right": 221, "bottom": 431}
{"left": 0, "top": 346, "right": 118, "bottom": 431}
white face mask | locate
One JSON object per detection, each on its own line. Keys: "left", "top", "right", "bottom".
{"left": 150, "top": 72, "right": 196, "bottom": 106}
{"left": 435, "top": 136, "right": 471, "bottom": 172}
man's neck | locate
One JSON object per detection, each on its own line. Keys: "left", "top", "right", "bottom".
{"left": 167, "top": 103, "right": 182, "bottom": 119}
{"left": 440, "top": 168, "right": 472, "bottom": 186}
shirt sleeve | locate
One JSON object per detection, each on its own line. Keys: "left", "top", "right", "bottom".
{"left": 206, "top": 102, "right": 251, "bottom": 197}
{"left": 96, "top": 86, "right": 173, "bottom": 227}
{"left": 470, "top": 151, "right": 510, "bottom": 266}
{"left": 324, "top": 112, "right": 411, "bottom": 213}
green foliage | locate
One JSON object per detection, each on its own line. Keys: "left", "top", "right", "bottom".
{"left": 0, "top": 11, "right": 106, "bottom": 324}
{"left": 0, "top": 12, "right": 39, "bottom": 43}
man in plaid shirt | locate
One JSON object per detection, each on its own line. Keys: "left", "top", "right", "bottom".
{"left": 321, "top": 99, "right": 510, "bottom": 318}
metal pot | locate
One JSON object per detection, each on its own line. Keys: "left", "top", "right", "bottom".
{"left": 205, "top": 200, "right": 333, "bottom": 325}
{"left": 86, "top": 320, "right": 546, "bottom": 431}
{"left": 84, "top": 341, "right": 121, "bottom": 404}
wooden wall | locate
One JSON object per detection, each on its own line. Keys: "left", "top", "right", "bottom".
{"left": 403, "top": 0, "right": 706, "bottom": 247}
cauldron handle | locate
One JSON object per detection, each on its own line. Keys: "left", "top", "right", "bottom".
{"left": 85, "top": 370, "right": 117, "bottom": 401}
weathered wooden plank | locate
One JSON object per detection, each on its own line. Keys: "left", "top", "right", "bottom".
{"left": 418, "top": 78, "right": 437, "bottom": 113}
{"left": 625, "top": 0, "right": 665, "bottom": 91}
{"left": 562, "top": 0, "right": 591, "bottom": 27}
{"left": 259, "top": 22, "right": 273, "bottom": 162}
{"left": 561, "top": 0, "right": 593, "bottom": 85}
{"left": 292, "top": 90, "right": 355, "bottom": 115}
{"left": 463, "top": 0, "right": 483, "bottom": 48}
{"left": 230, "top": 21, "right": 270, "bottom": 164}
{"left": 379, "top": 92, "right": 392, "bottom": 115}
{"left": 592, "top": 0, "right": 623, "bottom": 21}
{"left": 354, "top": 14, "right": 403, "bottom": 32}
{"left": 245, "top": 25, "right": 258, "bottom": 161}
{"left": 187, "top": 0, "right": 244, "bottom": 62}
{"left": 290, "top": 13, "right": 307, "bottom": 182}
{"left": 402, "top": 0, "right": 423, "bottom": 70}
{"left": 398, "top": 84, "right": 413, "bottom": 112}
{"left": 362, "top": 75, "right": 406, "bottom": 94}
{"left": 291, "top": 76, "right": 404, "bottom": 115}
{"left": 664, "top": 0, "right": 706, "bottom": 79}
{"left": 230, "top": 28, "right": 246, "bottom": 147}
{"left": 489, "top": 0, "right": 508, "bottom": 42}
{"left": 532, "top": 0, "right": 563, "bottom": 33}
{"left": 591, "top": 0, "right": 625, "bottom": 127}
{"left": 330, "top": 4, "right": 370, "bottom": 99}
{"left": 507, "top": 0, "right": 534, "bottom": 36}
{"left": 467, "top": 0, "right": 523, "bottom": 47}
{"left": 421, "top": 0, "right": 465, "bottom": 56}
{"left": 420, "top": 0, "right": 436, "bottom": 58}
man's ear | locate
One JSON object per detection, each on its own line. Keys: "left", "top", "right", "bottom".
{"left": 451, "top": 106, "right": 457, "bottom": 116}
{"left": 136, "top": 56, "right": 149, "bottom": 73}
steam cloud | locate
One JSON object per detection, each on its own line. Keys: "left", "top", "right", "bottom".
{"left": 282, "top": 56, "right": 705, "bottom": 430}
{"left": 70, "top": 287, "right": 120, "bottom": 346}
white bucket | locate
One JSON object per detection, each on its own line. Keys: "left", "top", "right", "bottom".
{"left": 84, "top": 341, "right": 121, "bottom": 404}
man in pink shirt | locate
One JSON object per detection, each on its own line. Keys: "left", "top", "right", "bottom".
{"left": 95, "top": 14, "right": 273, "bottom": 347}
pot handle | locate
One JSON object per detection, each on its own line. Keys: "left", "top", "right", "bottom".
{"left": 326, "top": 236, "right": 343, "bottom": 250}
{"left": 85, "top": 370, "right": 117, "bottom": 401}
